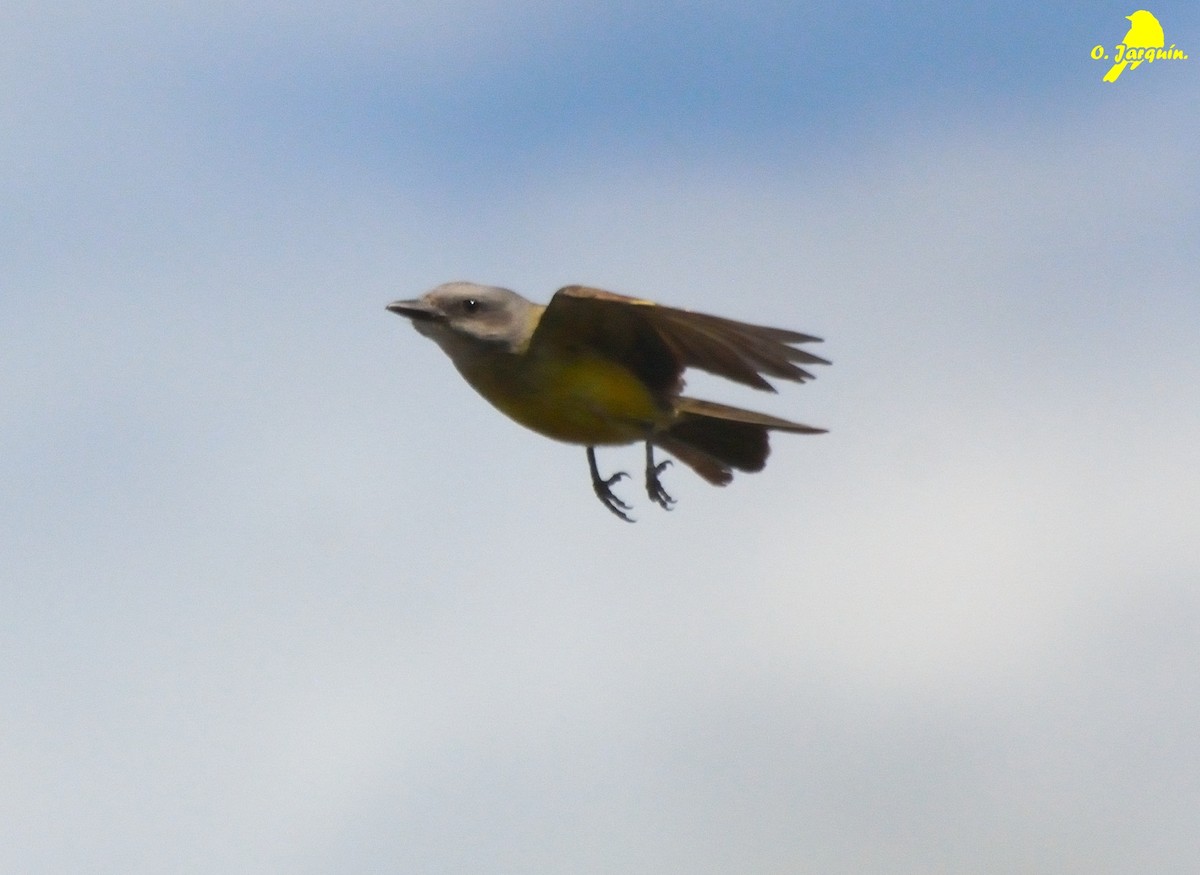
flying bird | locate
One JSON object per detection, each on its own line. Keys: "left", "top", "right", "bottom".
{"left": 388, "top": 283, "right": 829, "bottom": 521}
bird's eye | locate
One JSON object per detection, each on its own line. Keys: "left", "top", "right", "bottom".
{"left": 462, "top": 299, "right": 480, "bottom": 313}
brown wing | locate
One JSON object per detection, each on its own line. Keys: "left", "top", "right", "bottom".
{"left": 531, "top": 285, "right": 829, "bottom": 394}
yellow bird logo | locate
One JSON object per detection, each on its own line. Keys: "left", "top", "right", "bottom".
{"left": 1103, "top": 10, "right": 1165, "bottom": 81}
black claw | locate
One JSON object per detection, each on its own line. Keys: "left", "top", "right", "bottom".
{"left": 595, "top": 473, "right": 635, "bottom": 522}
{"left": 587, "top": 447, "right": 635, "bottom": 522}
{"left": 644, "top": 444, "right": 676, "bottom": 510}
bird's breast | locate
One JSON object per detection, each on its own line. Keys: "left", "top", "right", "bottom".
{"left": 454, "top": 346, "right": 668, "bottom": 446}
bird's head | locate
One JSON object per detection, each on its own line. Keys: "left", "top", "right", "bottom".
{"left": 387, "top": 282, "right": 543, "bottom": 355}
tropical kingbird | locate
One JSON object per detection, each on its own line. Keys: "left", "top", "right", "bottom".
{"left": 387, "top": 283, "right": 829, "bottom": 521}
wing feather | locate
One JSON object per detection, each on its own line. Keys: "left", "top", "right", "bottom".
{"left": 535, "top": 285, "right": 829, "bottom": 393}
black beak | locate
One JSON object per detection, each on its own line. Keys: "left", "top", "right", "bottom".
{"left": 386, "top": 298, "right": 441, "bottom": 321}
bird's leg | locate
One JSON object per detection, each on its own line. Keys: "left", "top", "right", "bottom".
{"left": 644, "top": 441, "right": 675, "bottom": 510}
{"left": 587, "top": 446, "right": 634, "bottom": 523}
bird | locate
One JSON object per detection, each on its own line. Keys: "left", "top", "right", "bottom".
{"left": 1103, "top": 10, "right": 1164, "bottom": 82}
{"left": 387, "top": 282, "right": 829, "bottom": 521}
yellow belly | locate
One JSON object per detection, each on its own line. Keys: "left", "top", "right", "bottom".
{"left": 455, "top": 348, "right": 667, "bottom": 445}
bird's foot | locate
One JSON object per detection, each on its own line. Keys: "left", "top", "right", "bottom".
{"left": 593, "top": 470, "right": 634, "bottom": 522}
{"left": 645, "top": 459, "right": 675, "bottom": 510}
{"left": 587, "top": 446, "right": 634, "bottom": 522}
{"left": 644, "top": 443, "right": 675, "bottom": 510}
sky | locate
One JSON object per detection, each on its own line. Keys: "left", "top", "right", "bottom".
{"left": 3, "top": 1, "right": 1199, "bottom": 872}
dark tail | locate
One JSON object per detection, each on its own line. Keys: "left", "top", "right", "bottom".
{"left": 653, "top": 397, "right": 825, "bottom": 486}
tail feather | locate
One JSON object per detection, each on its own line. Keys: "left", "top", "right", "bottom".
{"left": 673, "top": 397, "right": 827, "bottom": 434}
{"left": 653, "top": 435, "right": 737, "bottom": 486}
{"left": 654, "top": 397, "right": 825, "bottom": 486}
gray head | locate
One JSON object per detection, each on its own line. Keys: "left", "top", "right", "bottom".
{"left": 386, "top": 282, "right": 543, "bottom": 355}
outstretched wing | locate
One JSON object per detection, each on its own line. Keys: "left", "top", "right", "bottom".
{"left": 530, "top": 285, "right": 829, "bottom": 395}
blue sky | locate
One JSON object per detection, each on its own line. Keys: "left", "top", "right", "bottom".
{"left": 4, "top": 2, "right": 1199, "bottom": 872}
